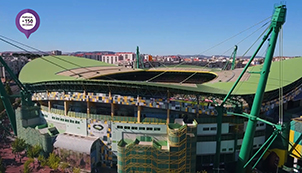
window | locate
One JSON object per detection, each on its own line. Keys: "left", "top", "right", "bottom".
{"left": 65, "top": 119, "right": 69, "bottom": 122}
{"left": 154, "top": 128, "right": 160, "bottom": 131}
{"left": 203, "top": 127, "right": 210, "bottom": 131}
{"left": 147, "top": 127, "right": 153, "bottom": 131}
{"left": 70, "top": 120, "right": 74, "bottom": 123}
{"left": 139, "top": 127, "right": 145, "bottom": 130}
{"left": 131, "top": 127, "right": 138, "bottom": 130}
{"left": 124, "top": 126, "right": 130, "bottom": 130}
{"left": 210, "top": 127, "right": 217, "bottom": 131}
{"left": 117, "top": 126, "right": 123, "bottom": 129}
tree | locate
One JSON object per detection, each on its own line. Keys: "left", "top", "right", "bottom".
{"left": 47, "top": 152, "right": 61, "bottom": 170}
{"left": 11, "top": 138, "right": 26, "bottom": 159}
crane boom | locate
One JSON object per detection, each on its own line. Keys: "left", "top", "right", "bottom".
{"left": 236, "top": 5, "right": 286, "bottom": 172}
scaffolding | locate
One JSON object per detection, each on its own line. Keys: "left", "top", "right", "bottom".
{"left": 117, "top": 121, "right": 197, "bottom": 173}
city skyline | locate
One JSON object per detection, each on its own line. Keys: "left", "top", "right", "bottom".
{"left": 0, "top": 1, "right": 301, "bottom": 56}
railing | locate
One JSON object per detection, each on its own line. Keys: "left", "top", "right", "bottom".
{"left": 40, "top": 105, "right": 166, "bottom": 124}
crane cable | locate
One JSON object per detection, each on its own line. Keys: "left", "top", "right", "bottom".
{"left": 0, "top": 37, "right": 82, "bottom": 77}
{"left": 198, "top": 16, "right": 272, "bottom": 56}
{"left": 221, "top": 21, "right": 270, "bottom": 57}
{"left": 146, "top": 16, "right": 272, "bottom": 82}
{"left": 232, "top": 24, "right": 270, "bottom": 94}
{"left": 279, "top": 26, "right": 284, "bottom": 125}
{"left": 221, "top": 21, "right": 270, "bottom": 71}
{"left": 0, "top": 35, "right": 103, "bottom": 79}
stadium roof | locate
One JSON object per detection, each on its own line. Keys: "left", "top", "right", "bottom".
{"left": 19, "top": 56, "right": 302, "bottom": 96}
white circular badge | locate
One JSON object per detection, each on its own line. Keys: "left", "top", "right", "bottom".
{"left": 19, "top": 12, "right": 37, "bottom": 30}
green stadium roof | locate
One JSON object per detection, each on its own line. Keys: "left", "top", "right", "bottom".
{"left": 19, "top": 56, "right": 115, "bottom": 83}
{"left": 19, "top": 56, "right": 302, "bottom": 96}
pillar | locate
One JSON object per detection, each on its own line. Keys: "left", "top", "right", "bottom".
{"left": 48, "top": 100, "right": 51, "bottom": 112}
{"left": 109, "top": 91, "right": 114, "bottom": 117}
{"left": 137, "top": 95, "right": 141, "bottom": 123}
{"left": 111, "top": 103, "right": 115, "bottom": 117}
{"left": 64, "top": 101, "right": 69, "bottom": 116}
{"left": 137, "top": 106, "right": 141, "bottom": 123}
{"left": 87, "top": 101, "right": 90, "bottom": 115}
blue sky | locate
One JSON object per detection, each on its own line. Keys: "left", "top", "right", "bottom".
{"left": 0, "top": 0, "right": 301, "bottom": 56}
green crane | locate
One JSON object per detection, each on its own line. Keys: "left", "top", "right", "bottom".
{"left": 213, "top": 4, "right": 286, "bottom": 173}
{"left": 0, "top": 56, "right": 33, "bottom": 135}
{"left": 235, "top": 5, "right": 286, "bottom": 172}
{"left": 222, "top": 45, "right": 238, "bottom": 70}
{"left": 231, "top": 45, "right": 237, "bottom": 70}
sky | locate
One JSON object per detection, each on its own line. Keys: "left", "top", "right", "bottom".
{"left": 0, "top": 0, "right": 301, "bottom": 56}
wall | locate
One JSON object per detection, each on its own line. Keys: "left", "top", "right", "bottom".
{"left": 16, "top": 108, "right": 53, "bottom": 153}
{"left": 42, "top": 111, "right": 87, "bottom": 136}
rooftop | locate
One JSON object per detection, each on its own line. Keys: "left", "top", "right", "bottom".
{"left": 19, "top": 55, "right": 302, "bottom": 96}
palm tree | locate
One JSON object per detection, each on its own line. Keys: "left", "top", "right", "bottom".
{"left": 48, "top": 152, "right": 61, "bottom": 170}
{"left": 27, "top": 144, "right": 42, "bottom": 159}
{"left": 11, "top": 137, "right": 26, "bottom": 161}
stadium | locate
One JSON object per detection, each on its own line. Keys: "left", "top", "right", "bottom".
{"left": 13, "top": 54, "right": 302, "bottom": 172}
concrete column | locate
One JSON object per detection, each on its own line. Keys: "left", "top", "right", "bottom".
{"left": 111, "top": 103, "right": 115, "bottom": 117}
{"left": 87, "top": 101, "right": 90, "bottom": 115}
{"left": 64, "top": 101, "right": 69, "bottom": 116}
{"left": 137, "top": 95, "right": 141, "bottom": 123}
{"left": 48, "top": 100, "right": 51, "bottom": 112}
{"left": 109, "top": 91, "right": 114, "bottom": 117}
{"left": 137, "top": 106, "right": 141, "bottom": 123}
{"left": 167, "top": 109, "right": 170, "bottom": 124}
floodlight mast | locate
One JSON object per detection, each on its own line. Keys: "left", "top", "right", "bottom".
{"left": 236, "top": 5, "right": 286, "bottom": 173}
{"left": 231, "top": 45, "right": 237, "bottom": 70}
{"left": 136, "top": 46, "right": 139, "bottom": 69}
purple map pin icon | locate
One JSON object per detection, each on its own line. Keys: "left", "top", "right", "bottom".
{"left": 15, "top": 9, "right": 40, "bottom": 38}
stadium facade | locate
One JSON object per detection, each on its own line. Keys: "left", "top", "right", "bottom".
{"left": 16, "top": 56, "right": 302, "bottom": 172}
